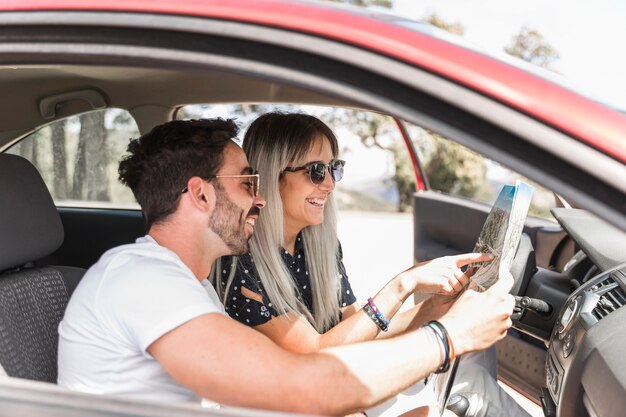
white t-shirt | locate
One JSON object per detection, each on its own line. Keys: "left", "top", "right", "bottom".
{"left": 58, "top": 235, "right": 225, "bottom": 402}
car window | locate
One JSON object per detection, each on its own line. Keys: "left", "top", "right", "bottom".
{"left": 406, "top": 123, "right": 557, "bottom": 221}
{"left": 5, "top": 109, "right": 139, "bottom": 209}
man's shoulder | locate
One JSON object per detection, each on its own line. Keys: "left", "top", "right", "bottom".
{"left": 100, "top": 237, "right": 182, "bottom": 270}
{"left": 78, "top": 238, "right": 192, "bottom": 299}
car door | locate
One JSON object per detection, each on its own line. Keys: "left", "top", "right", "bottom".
{"left": 406, "top": 124, "right": 569, "bottom": 402}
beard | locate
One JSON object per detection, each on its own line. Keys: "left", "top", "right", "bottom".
{"left": 208, "top": 183, "right": 255, "bottom": 255}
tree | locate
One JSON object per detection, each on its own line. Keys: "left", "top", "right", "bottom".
{"left": 424, "top": 13, "right": 465, "bottom": 36}
{"left": 72, "top": 111, "right": 110, "bottom": 201}
{"left": 423, "top": 134, "right": 487, "bottom": 199}
{"left": 321, "top": 109, "right": 416, "bottom": 212}
{"left": 505, "top": 27, "right": 559, "bottom": 70}
{"left": 51, "top": 121, "right": 69, "bottom": 199}
{"left": 72, "top": 120, "right": 87, "bottom": 199}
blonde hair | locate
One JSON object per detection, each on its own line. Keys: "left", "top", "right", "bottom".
{"left": 215, "top": 112, "right": 342, "bottom": 332}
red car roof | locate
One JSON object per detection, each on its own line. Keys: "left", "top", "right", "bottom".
{"left": 1, "top": 0, "right": 625, "bottom": 162}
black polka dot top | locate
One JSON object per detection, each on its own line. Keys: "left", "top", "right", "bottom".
{"left": 220, "top": 234, "right": 356, "bottom": 328}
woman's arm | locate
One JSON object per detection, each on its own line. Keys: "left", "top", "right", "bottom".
{"left": 253, "top": 272, "right": 408, "bottom": 353}
{"left": 251, "top": 253, "right": 492, "bottom": 352}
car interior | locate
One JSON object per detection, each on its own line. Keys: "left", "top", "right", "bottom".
{"left": 0, "top": 11, "right": 624, "bottom": 417}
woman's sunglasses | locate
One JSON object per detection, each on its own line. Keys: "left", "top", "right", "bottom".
{"left": 283, "top": 159, "right": 345, "bottom": 185}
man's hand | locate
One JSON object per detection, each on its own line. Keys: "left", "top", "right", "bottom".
{"left": 438, "top": 270, "right": 515, "bottom": 356}
{"left": 398, "top": 253, "right": 494, "bottom": 296}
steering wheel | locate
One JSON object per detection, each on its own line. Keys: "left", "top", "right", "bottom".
{"left": 508, "top": 234, "right": 537, "bottom": 296}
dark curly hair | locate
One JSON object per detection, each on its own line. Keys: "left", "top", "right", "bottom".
{"left": 119, "top": 118, "right": 237, "bottom": 229}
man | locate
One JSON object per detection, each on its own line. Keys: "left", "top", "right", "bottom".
{"left": 58, "top": 119, "right": 515, "bottom": 416}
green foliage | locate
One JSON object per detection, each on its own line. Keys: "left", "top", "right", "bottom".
{"left": 423, "top": 134, "right": 488, "bottom": 200}
{"left": 424, "top": 13, "right": 465, "bottom": 35}
{"left": 322, "top": 109, "right": 416, "bottom": 212}
{"left": 505, "top": 27, "right": 560, "bottom": 70}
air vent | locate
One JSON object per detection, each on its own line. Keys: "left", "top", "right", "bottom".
{"left": 591, "top": 276, "right": 626, "bottom": 320}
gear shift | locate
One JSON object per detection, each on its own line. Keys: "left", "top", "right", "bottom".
{"left": 446, "top": 394, "right": 470, "bottom": 417}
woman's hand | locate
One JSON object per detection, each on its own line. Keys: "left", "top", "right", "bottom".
{"left": 397, "top": 252, "right": 494, "bottom": 296}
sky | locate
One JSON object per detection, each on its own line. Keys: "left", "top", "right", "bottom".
{"left": 390, "top": 0, "right": 626, "bottom": 110}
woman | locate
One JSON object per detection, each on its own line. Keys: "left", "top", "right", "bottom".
{"left": 214, "top": 112, "right": 486, "bottom": 350}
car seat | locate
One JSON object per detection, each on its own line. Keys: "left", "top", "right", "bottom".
{"left": 0, "top": 154, "right": 84, "bottom": 383}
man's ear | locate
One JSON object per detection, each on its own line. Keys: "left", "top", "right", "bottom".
{"left": 185, "top": 177, "right": 216, "bottom": 212}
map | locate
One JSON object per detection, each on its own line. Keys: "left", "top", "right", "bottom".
{"left": 469, "top": 181, "right": 534, "bottom": 291}
{"left": 434, "top": 181, "right": 534, "bottom": 414}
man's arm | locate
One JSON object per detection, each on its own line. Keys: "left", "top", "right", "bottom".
{"left": 148, "top": 279, "right": 514, "bottom": 416}
{"left": 148, "top": 313, "right": 440, "bottom": 415}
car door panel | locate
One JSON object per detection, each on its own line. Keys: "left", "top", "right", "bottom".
{"left": 38, "top": 208, "right": 145, "bottom": 269}
{"left": 413, "top": 191, "right": 490, "bottom": 262}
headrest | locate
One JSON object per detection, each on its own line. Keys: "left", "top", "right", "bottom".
{"left": 0, "top": 154, "right": 63, "bottom": 271}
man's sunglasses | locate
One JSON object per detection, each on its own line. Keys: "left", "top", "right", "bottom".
{"left": 282, "top": 159, "right": 345, "bottom": 185}
{"left": 181, "top": 173, "right": 260, "bottom": 197}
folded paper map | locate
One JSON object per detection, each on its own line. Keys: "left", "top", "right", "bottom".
{"left": 435, "top": 181, "right": 534, "bottom": 415}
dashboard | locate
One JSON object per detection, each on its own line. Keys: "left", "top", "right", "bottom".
{"left": 544, "top": 209, "right": 626, "bottom": 417}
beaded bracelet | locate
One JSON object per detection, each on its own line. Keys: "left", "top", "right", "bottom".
{"left": 367, "top": 297, "right": 390, "bottom": 331}
{"left": 426, "top": 320, "right": 454, "bottom": 373}
{"left": 362, "top": 302, "right": 387, "bottom": 332}
{"left": 362, "top": 300, "right": 389, "bottom": 332}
